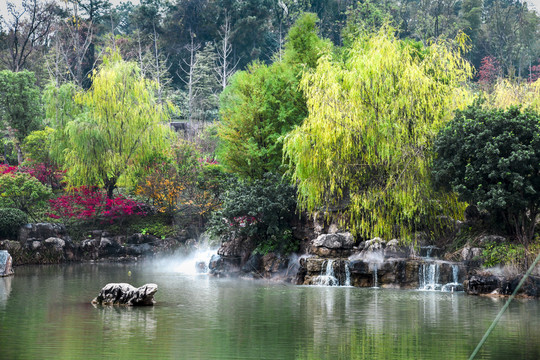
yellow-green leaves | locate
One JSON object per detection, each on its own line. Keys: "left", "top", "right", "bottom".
{"left": 284, "top": 29, "right": 472, "bottom": 240}
{"left": 488, "top": 79, "right": 540, "bottom": 112}
{"left": 48, "top": 51, "right": 173, "bottom": 196}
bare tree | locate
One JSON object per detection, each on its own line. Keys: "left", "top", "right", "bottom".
{"left": 1, "top": 0, "right": 57, "bottom": 72}
{"left": 55, "top": 2, "right": 95, "bottom": 87}
{"left": 214, "top": 13, "right": 239, "bottom": 91}
{"left": 151, "top": 23, "right": 172, "bottom": 107}
{"left": 178, "top": 32, "right": 201, "bottom": 125}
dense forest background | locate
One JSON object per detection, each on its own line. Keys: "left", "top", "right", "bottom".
{"left": 1, "top": 0, "right": 539, "bottom": 124}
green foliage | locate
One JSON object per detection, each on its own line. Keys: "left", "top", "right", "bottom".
{"left": 218, "top": 61, "right": 307, "bottom": 179}
{"left": 46, "top": 51, "right": 173, "bottom": 197}
{"left": 0, "top": 70, "right": 43, "bottom": 163}
{"left": 0, "top": 70, "right": 42, "bottom": 143}
{"left": 43, "top": 82, "right": 82, "bottom": 166}
{"left": 284, "top": 29, "right": 473, "bottom": 241}
{"left": 284, "top": 13, "right": 330, "bottom": 68}
{"left": 0, "top": 173, "right": 52, "bottom": 218}
{"left": 208, "top": 173, "right": 297, "bottom": 254}
{"left": 482, "top": 242, "right": 526, "bottom": 268}
{"left": 433, "top": 106, "right": 540, "bottom": 246}
{"left": 341, "top": 0, "right": 394, "bottom": 47}
{"left": 0, "top": 208, "right": 28, "bottom": 239}
{"left": 22, "top": 127, "right": 55, "bottom": 163}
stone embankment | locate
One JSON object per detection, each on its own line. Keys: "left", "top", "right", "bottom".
{"left": 0, "top": 223, "right": 179, "bottom": 265}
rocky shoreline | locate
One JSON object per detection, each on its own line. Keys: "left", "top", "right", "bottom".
{"left": 2, "top": 222, "right": 539, "bottom": 298}
{"left": 0, "top": 223, "right": 181, "bottom": 265}
{"left": 208, "top": 231, "right": 540, "bottom": 298}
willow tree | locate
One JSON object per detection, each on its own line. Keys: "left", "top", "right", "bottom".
{"left": 53, "top": 51, "right": 172, "bottom": 198}
{"left": 284, "top": 29, "right": 473, "bottom": 240}
{"left": 488, "top": 78, "right": 540, "bottom": 112}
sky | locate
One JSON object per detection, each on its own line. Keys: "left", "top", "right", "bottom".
{"left": 0, "top": 0, "right": 140, "bottom": 20}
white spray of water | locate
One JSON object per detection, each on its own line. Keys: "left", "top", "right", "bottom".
{"left": 172, "top": 247, "right": 218, "bottom": 275}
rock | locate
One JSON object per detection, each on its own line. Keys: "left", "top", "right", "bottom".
{"left": 195, "top": 261, "right": 208, "bottom": 273}
{"left": 241, "top": 253, "right": 262, "bottom": 274}
{"left": 127, "top": 233, "right": 159, "bottom": 245}
{"left": 28, "top": 240, "right": 42, "bottom": 251}
{"left": 208, "top": 253, "right": 241, "bottom": 277}
{"left": 312, "top": 233, "right": 354, "bottom": 249}
{"left": 478, "top": 235, "right": 506, "bottom": 245}
{"left": 98, "top": 238, "right": 122, "bottom": 257}
{"left": 365, "top": 237, "right": 385, "bottom": 251}
{"left": 44, "top": 237, "right": 65, "bottom": 251}
{"left": 328, "top": 224, "right": 340, "bottom": 234}
{"left": 261, "top": 253, "right": 288, "bottom": 275}
{"left": 464, "top": 274, "right": 501, "bottom": 295}
{"left": 0, "top": 250, "right": 14, "bottom": 277}
{"left": 127, "top": 243, "right": 153, "bottom": 256}
{"left": 464, "top": 273, "right": 540, "bottom": 297}
{"left": 92, "top": 283, "right": 158, "bottom": 306}
{"left": 384, "top": 239, "right": 410, "bottom": 258}
{"left": 19, "top": 223, "right": 66, "bottom": 243}
{"left": 461, "top": 246, "right": 483, "bottom": 262}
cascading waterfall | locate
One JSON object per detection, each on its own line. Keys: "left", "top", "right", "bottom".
{"left": 441, "top": 264, "right": 462, "bottom": 292}
{"left": 419, "top": 262, "right": 441, "bottom": 291}
{"left": 313, "top": 259, "right": 339, "bottom": 286}
{"left": 344, "top": 261, "right": 351, "bottom": 286}
{"left": 369, "top": 263, "right": 379, "bottom": 288}
{"left": 313, "top": 259, "right": 353, "bottom": 286}
{"left": 419, "top": 261, "right": 463, "bottom": 292}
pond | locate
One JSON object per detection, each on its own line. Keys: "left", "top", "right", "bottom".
{"left": 0, "top": 256, "right": 539, "bottom": 359}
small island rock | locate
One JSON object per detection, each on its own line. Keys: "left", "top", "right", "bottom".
{"left": 92, "top": 283, "right": 158, "bottom": 306}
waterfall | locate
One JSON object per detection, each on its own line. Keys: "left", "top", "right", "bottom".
{"left": 373, "top": 265, "right": 379, "bottom": 288}
{"left": 344, "top": 262, "right": 351, "bottom": 287}
{"left": 452, "top": 264, "right": 459, "bottom": 283}
{"left": 311, "top": 259, "right": 351, "bottom": 286}
{"left": 419, "top": 262, "right": 441, "bottom": 291}
{"left": 312, "top": 259, "right": 342, "bottom": 286}
{"left": 441, "top": 264, "right": 462, "bottom": 292}
{"left": 419, "top": 261, "right": 464, "bottom": 292}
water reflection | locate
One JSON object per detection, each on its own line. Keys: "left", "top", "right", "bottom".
{"left": 94, "top": 306, "right": 157, "bottom": 340}
{"left": 1, "top": 264, "right": 540, "bottom": 359}
{"left": 0, "top": 276, "right": 12, "bottom": 308}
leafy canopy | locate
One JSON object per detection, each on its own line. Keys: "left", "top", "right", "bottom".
{"left": 433, "top": 106, "right": 540, "bottom": 246}
{"left": 217, "top": 13, "right": 328, "bottom": 179}
{"left": 47, "top": 51, "right": 173, "bottom": 197}
{"left": 284, "top": 28, "right": 473, "bottom": 240}
{"left": 0, "top": 172, "right": 52, "bottom": 219}
{"left": 0, "top": 70, "right": 42, "bottom": 143}
{"left": 207, "top": 173, "right": 297, "bottom": 254}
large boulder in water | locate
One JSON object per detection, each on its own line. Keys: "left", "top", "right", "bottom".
{"left": 92, "top": 283, "right": 158, "bottom": 306}
{"left": 0, "top": 250, "right": 14, "bottom": 277}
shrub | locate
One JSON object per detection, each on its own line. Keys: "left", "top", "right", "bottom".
{"left": 48, "top": 186, "right": 146, "bottom": 224}
{"left": 482, "top": 242, "right": 526, "bottom": 268}
{"left": 0, "top": 172, "right": 52, "bottom": 219}
{"left": 208, "top": 173, "right": 297, "bottom": 254}
{"left": 0, "top": 164, "right": 18, "bottom": 174}
{"left": 0, "top": 208, "right": 28, "bottom": 239}
{"left": 434, "top": 106, "right": 540, "bottom": 248}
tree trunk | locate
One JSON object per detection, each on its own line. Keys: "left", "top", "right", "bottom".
{"left": 15, "top": 141, "right": 24, "bottom": 165}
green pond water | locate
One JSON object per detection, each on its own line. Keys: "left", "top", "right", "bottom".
{"left": 0, "top": 258, "right": 539, "bottom": 360}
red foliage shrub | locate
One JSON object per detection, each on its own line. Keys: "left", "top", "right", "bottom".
{"left": 20, "top": 161, "right": 65, "bottom": 189}
{"left": 478, "top": 56, "right": 501, "bottom": 85}
{"left": 0, "top": 164, "right": 18, "bottom": 175}
{"left": 48, "top": 186, "right": 146, "bottom": 223}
